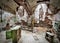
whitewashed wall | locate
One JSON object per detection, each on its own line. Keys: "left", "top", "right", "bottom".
{"left": 16, "top": 6, "right": 28, "bottom": 23}
{"left": 34, "top": 3, "right": 52, "bottom": 23}
{"left": 52, "top": 11, "right": 60, "bottom": 30}
{"left": 0, "top": 9, "right": 15, "bottom": 29}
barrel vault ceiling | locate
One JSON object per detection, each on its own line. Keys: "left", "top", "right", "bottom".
{"left": 0, "top": 0, "right": 60, "bottom": 14}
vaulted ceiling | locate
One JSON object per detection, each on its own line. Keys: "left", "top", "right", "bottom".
{"left": 0, "top": 0, "right": 60, "bottom": 14}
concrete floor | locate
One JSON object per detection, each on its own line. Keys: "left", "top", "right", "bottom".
{"left": 0, "top": 27, "right": 49, "bottom": 43}
{"left": 0, "top": 25, "right": 60, "bottom": 43}
{"left": 18, "top": 30, "right": 49, "bottom": 43}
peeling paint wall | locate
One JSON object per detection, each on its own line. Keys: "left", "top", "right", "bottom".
{"left": 52, "top": 11, "right": 60, "bottom": 30}
{"left": 34, "top": 3, "right": 52, "bottom": 23}
{"left": 16, "top": 6, "right": 28, "bottom": 22}
{"left": 0, "top": 9, "right": 15, "bottom": 28}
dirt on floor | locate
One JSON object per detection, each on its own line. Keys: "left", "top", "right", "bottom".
{"left": 33, "top": 27, "right": 47, "bottom": 33}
